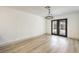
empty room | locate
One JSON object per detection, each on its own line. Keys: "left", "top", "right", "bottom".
{"left": 0, "top": 6, "right": 79, "bottom": 53}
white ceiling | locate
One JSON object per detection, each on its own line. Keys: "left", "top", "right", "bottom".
{"left": 8, "top": 6, "right": 79, "bottom": 17}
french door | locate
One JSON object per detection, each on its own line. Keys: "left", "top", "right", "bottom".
{"left": 51, "top": 19, "right": 67, "bottom": 37}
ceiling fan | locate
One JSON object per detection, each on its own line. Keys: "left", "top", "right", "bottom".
{"left": 45, "top": 6, "right": 53, "bottom": 20}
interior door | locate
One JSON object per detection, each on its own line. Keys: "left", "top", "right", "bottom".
{"left": 51, "top": 19, "right": 67, "bottom": 37}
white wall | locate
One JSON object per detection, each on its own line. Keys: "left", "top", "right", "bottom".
{"left": 46, "top": 20, "right": 51, "bottom": 34}
{"left": 0, "top": 7, "right": 17, "bottom": 45}
{"left": 46, "top": 12, "right": 79, "bottom": 39}
{"left": 0, "top": 7, "right": 46, "bottom": 45}
{"left": 16, "top": 11, "right": 46, "bottom": 40}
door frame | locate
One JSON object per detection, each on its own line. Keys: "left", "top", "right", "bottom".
{"left": 51, "top": 18, "right": 67, "bottom": 37}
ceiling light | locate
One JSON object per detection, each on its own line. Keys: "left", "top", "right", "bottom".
{"left": 45, "top": 6, "right": 53, "bottom": 20}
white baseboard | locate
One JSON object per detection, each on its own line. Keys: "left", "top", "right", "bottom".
{"left": 68, "top": 37, "right": 79, "bottom": 41}
{"left": 0, "top": 33, "right": 46, "bottom": 47}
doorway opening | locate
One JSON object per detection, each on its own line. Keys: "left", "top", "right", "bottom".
{"left": 51, "top": 18, "right": 67, "bottom": 37}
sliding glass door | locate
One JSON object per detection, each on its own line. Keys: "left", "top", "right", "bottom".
{"left": 51, "top": 19, "right": 67, "bottom": 37}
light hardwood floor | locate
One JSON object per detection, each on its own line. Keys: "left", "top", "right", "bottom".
{"left": 0, "top": 34, "right": 79, "bottom": 53}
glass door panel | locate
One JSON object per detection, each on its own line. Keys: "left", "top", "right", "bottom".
{"left": 59, "top": 20, "right": 66, "bottom": 36}
{"left": 52, "top": 21, "right": 57, "bottom": 34}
